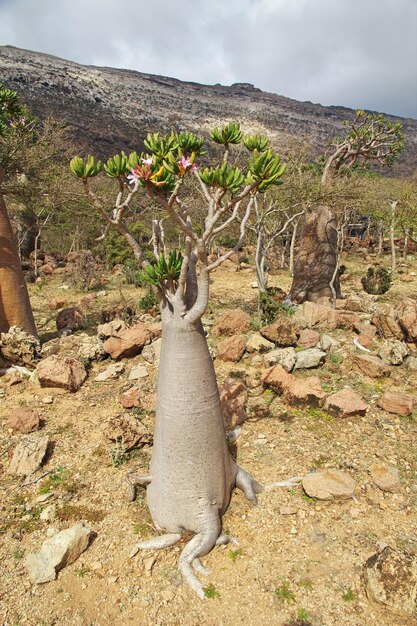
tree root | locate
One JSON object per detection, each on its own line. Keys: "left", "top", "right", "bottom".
{"left": 125, "top": 473, "right": 151, "bottom": 502}
{"left": 235, "top": 464, "right": 264, "bottom": 506}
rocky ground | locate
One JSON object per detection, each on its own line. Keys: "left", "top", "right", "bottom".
{"left": 0, "top": 252, "right": 416, "bottom": 626}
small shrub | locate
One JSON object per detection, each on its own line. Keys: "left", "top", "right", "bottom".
{"left": 274, "top": 580, "right": 296, "bottom": 604}
{"left": 239, "top": 254, "right": 250, "bottom": 264}
{"left": 361, "top": 266, "right": 391, "bottom": 294}
{"left": 138, "top": 289, "right": 157, "bottom": 312}
{"left": 342, "top": 589, "right": 355, "bottom": 602}
{"left": 259, "top": 287, "right": 292, "bottom": 324}
{"left": 203, "top": 584, "right": 220, "bottom": 599}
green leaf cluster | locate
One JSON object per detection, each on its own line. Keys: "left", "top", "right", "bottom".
{"left": 243, "top": 134, "right": 269, "bottom": 152}
{"left": 103, "top": 151, "right": 138, "bottom": 177}
{"left": 69, "top": 155, "right": 102, "bottom": 179}
{"left": 199, "top": 162, "right": 244, "bottom": 193}
{"left": 247, "top": 149, "right": 286, "bottom": 191}
{"left": 140, "top": 250, "right": 183, "bottom": 286}
{"left": 211, "top": 121, "right": 242, "bottom": 145}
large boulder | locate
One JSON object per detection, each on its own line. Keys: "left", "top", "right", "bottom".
{"left": 302, "top": 469, "right": 356, "bottom": 500}
{"left": 212, "top": 309, "right": 251, "bottom": 337}
{"left": 36, "top": 355, "right": 87, "bottom": 392}
{"left": 351, "top": 354, "right": 390, "bottom": 378}
{"left": 293, "top": 348, "right": 326, "bottom": 370}
{"left": 259, "top": 316, "right": 300, "bottom": 347}
{"left": 0, "top": 326, "right": 41, "bottom": 367}
{"left": 377, "top": 391, "right": 414, "bottom": 417}
{"left": 395, "top": 298, "right": 417, "bottom": 343}
{"left": 219, "top": 379, "right": 248, "bottom": 429}
{"left": 103, "top": 323, "right": 151, "bottom": 360}
{"left": 217, "top": 335, "right": 246, "bottom": 362}
{"left": 293, "top": 302, "right": 338, "bottom": 331}
{"left": 371, "top": 310, "right": 404, "bottom": 340}
{"left": 377, "top": 339, "right": 409, "bottom": 366}
{"left": 324, "top": 387, "right": 368, "bottom": 418}
{"left": 26, "top": 524, "right": 92, "bottom": 584}
{"left": 364, "top": 547, "right": 417, "bottom": 617}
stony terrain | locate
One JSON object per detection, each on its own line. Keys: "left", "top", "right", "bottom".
{"left": 0, "top": 250, "right": 416, "bottom": 626}
{"left": 1, "top": 45, "right": 416, "bottom": 174}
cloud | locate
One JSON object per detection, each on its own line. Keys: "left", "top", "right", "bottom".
{"left": 0, "top": 0, "right": 416, "bottom": 117}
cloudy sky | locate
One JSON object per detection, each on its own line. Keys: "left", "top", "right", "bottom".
{"left": 0, "top": 0, "right": 416, "bottom": 118}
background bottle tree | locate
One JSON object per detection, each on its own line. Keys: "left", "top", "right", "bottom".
{"left": 0, "top": 84, "right": 37, "bottom": 336}
{"left": 288, "top": 111, "right": 404, "bottom": 304}
{"left": 70, "top": 122, "right": 286, "bottom": 598}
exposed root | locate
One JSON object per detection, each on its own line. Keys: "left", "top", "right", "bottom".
{"left": 264, "top": 476, "right": 303, "bottom": 490}
{"left": 129, "top": 532, "right": 181, "bottom": 558}
{"left": 215, "top": 534, "right": 238, "bottom": 546}
{"left": 192, "top": 558, "right": 210, "bottom": 575}
{"left": 125, "top": 473, "right": 151, "bottom": 502}
{"left": 235, "top": 465, "right": 264, "bottom": 506}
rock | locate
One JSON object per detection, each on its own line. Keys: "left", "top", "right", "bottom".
{"left": 343, "top": 295, "right": 368, "bottom": 313}
{"left": 336, "top": 311, "right": 363, "bottom": 332}
{"left": 219, "top": 379, "right": 248, "bottom": 429}
{"left": 40, "top": 333, "right": 105, "bottom": 363}
{"left": 324, "top": 387, "right": 368, "bottom": 418}
{"left": 352, "top": 354, "right": 390, "bottom": 378}
{"left": 95, "top": 363, "right": 125, "bottom": 382}
{"left": 97, "top": 319, "right": 127, "bottom": 339}
{"left": 364, "top": 546, "right": 417, "bottom": 617}
{"left": 377, "top": 391, "right": 414, "bottom": 416}
{"left": 103, "top": 323, "right": 151, "bottom": 360}
{"left": 0, "top": 326, "right": 41, "bottom": 366}
{"left": 212, "top": 309, "right": 251, "bottom": 337}
{"left": 293, "top": 302, "right": 338, "bottom": 330}
{"left": 319, "top": 334, "right": 341, "bottom": 353}
{"left": 39, "top": 263, "right": 54, "bottom": 275}
{"left": 40, "top": 504, "right": 57, "bottom": 522}
{"left": 217, "top": 335, "right": 246, "bottom": 362}
{"left": 263, "top": 347, "right": 296, "bottom": 372}
{"left": 7, "top": 408, "right": 40, "bottom": 434}
{"left": 48, "top": 299, "right": 67, "bottom": 311}
{"left": 36, "top": 355, "right": 87, "bottom": 392}
{"left": 371, "top": 311, "right": 404, "bottom": 340}
{"left": 261, "top": 365, "right": 293, "bottom": 394}
{"left": 378, "top": 339, "right": 409, "bottom": 365}
{"left": 56, "top": 307, "right": 85, "bottom": 332}
{"left": 129, "top": 364, "right": 149, "bottom": 380}
{"left": 25, "top": 523, "right": 92, "bottom": 584}
{"left": 245, "top": 332, "right": 275, "bottom": 353}
{"left": 401, "top": 273, "right": 414, "bottom": 282}
{"left": 293, "top": 348, "right": 326, "bottom": 370}
{"left": 119, "top": 387, "right": 156, "bottom": 411}
{"left": 141, "top": 338, "right": 162, "bottom": 365}
{"left": 285, "top": 376, "right": 326, "bottom": 407}
{"left": 279, "top": 506, "right": 297, "bottom": 515}
{"left": 369, "top": 462, "right": 401, "bottom": 493}
{"left": 297, "top": 328, "right": 320, "bottom": 349}
{"left": 302, "top": 469, "right": 356, "bottom": 500}
{"left": 8, "top": 434, "right": 49, "bottom": 476}
{"left": 259, "top": 317, "right": 300, "bottom": 347}
{"left": 395, "top": 298, "right": 417, "bottom": 343}
{"left": 356, "top": 325, "right": 377, "bottom": 349}
{"left": 405, "top": 355, "right": 417, "bottom": 370}
{"left": 102, "top": 413, "right": 153, "bottom": 450}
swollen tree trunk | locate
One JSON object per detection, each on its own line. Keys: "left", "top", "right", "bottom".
{"left": 148, "top": 312, "right": 236, "bottom": 534}
{"left": 288, "top": 205, "right": 341, "bottom": 304}
{"left": 0, "top": 169, "right": 37, "bottom": 336}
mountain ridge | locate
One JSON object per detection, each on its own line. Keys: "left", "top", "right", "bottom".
{"left": 1, "top": 45, "right": 416, "bottom": 174}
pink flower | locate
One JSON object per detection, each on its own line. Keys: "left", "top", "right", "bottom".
{"left": 178, "top": 155, "right": 197, "bottom": 176}
{"left": 142, "top": 156, "right": 153, "bottom": 165}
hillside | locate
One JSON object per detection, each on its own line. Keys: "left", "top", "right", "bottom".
{"left": 1, "top": 45, "right": 416, "bottom": 174}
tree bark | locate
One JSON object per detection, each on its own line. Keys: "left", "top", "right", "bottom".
{"left": 390, "top": 200, "right": 398, "bottom": 274}
{"left": 0, "top": 169, "right": 37, "bottom": 336}
{"left": 288, "top": 205, "right": 341, "bottom": 304}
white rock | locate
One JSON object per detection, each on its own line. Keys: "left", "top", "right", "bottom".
{"left": 129, "top": 364, "right": 148, "bottom": 380}
{"left": 94, "top": 363, "right": 125, "bottom": 382}
{"left": 263, "top": 347, "right": 296, "bottom": 372}
{"left": 302, "top": 469, "right": 356, "bottom": 500}
{"left": 294, "top": 348, "right": 326, "bottom": 370}
{"left": 8, "top": 434, "right": 49, "bottom": 476}
{"left": 320, "top": 335, "right": 341, "bottom": 352}
{"left": 245, "top": 333, "right": 275, "bottom": 354}
{"left": 25, "top": 523, "right": 92, "bottom": 584}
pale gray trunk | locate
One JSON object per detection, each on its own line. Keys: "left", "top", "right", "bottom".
{"left": 147, "top": 313, "right": 237, "bottom": 533}
{"left": 390, "top": 201, "right": 397, "bottom": 274}
{"left": 403, "top": 227, "right": 409, "bottom": 260}
{"left": 376, "top": 220, "right": 384, "bottom": 257}
{"left": 255, "top": 228, "right": 266, "bottom": 292}
{"left": 289, "top": 219, "right": 299, "bottom": 276}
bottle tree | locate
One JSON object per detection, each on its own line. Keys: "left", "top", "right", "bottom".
{"left": 0, "top": 84, "right": 37, "bottom": 336}
{"left": 70, "top": 123, "right": 286, "bottom": 597}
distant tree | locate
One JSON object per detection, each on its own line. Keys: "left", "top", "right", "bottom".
{"left": 288, "top": 111, "right": 404, "bottom": 304}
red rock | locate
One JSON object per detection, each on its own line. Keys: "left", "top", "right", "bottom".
{"left": 103, "top": 323, "right": 151, "bottom": 360}
{"left": 352, "top": 354, "right": 391, "bottom": 378}
{"left": 294, "top": 302, "right": 338, "bottom": 330}
{"left": 324, "top": 387, "right": 368, "bottom": 418}
{"left": 371, "top": 311, "right": 403, "bottom": 340}
{"left": 285, "top": 376, "right": 326, "bottom": 407}
{"left": 357, "top": 326, "right": 377, "bottom": 349}
{"left": 119, "top": 387, "right": 156, "bottom": 411}
{"left": 212, "top": 309, "right": 251, "bottom": 337}
{"left": 219, "top": 378, "right": 248, "bottom": 429}
{"left": 39, "top": 263, "right": 54, "bottom": 275}
{"left": 377, "top": 391, "right": 414, "bottom": 416}
{"left": 217, "top": 335, "right": 246, "bottom": 362}
{"left": 147, "top": 322, "right": 162, "bottom": 340}
{"left": 336, "top": 311, "right": 364, "bottom": 333}
{"left": 297, "top": 328, "right": 320, "bottom": 349}
{"left": 261, "top": 365, "right": 293, "bottom": 394}
{"left": 7, "top": 408, "right": 40, "bottom": 434}
{"left": 48, "top": 299, "right": 67, "bottom": 311}
{"left": 36, "top": 355, "right": 87, "bottom": 392}
{"left": 56, "top": 307, "right": 85, "bottom": 331}
{"left": 395, "top": 299, "right": 417, "bottom": 343}
{"left": 260, "top": 317, "right": 300, "bottom": 347}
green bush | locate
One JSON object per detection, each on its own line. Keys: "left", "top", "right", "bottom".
{"left": 103, "top": 222, "right": 151, "bottom": 267}
{"left": 361, "top": 266, "right": 391, "bottom": 294}
{"left": 259, "top": 287, "right": 294, "bottom": 324}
